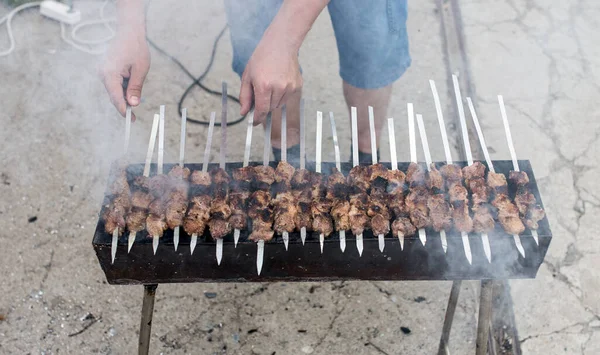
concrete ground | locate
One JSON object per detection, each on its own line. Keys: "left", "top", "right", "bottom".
{"left": 0, "top": 0, "right": 598, "bottom": 354}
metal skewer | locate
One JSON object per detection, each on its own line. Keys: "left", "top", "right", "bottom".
{"left": 234, "top": 110, "right": 254, "bottom": 248}
{"left": 451, "top": 75, "right": 474, "bottom": 265}
{"left": 408, "top": 104, "right": 427, "bottom": 246}
{"left": 416, "top": 113, "right": 436, "bottom": 248}
{"left": 216, "top": 82, "right": 228, "bottom": 265}
{"left": 316, "top": 111, "right": 324, "bottom": 253}
{"left": 498, "top": 95, "right": 535, "bottom": 249}
{"left": 329, "top": 112, "right": 346, "bottom": 252}
{"left": 299, "top": 100, "right": 307, "bottom": 245}
{"left": 368, "top": 106, "right": 385, "bottom": 252}
{"left": 124, "top": 105, "right": 132, "bottom": 153}
{"left": 281, "top": 106, "right": 289, "bottom": 251}
{"left": 387, "top": 117, "right": 404, "bottom": 250}
{"left": 351, "top": 106, "right": 363, "bottom": 256}
{"left": 112, "top": 106, "right": 134, "bottom": 263}
{"left": 173, "top": 108, "right": 187, "bottom": 252}
{"left": 257, "top": 113, "right": 272, "bottom": 275}
{"left": 429, "top": 80, "right": 450, "bottom": 253}
{"left": 191, "top": 112, "right": 216, "bottom": 255}
{"left": 465, "top": 98, "right": 496, "bottom": 262}
{"left": 152, "top": 105, "right": 166, "bottom": 255}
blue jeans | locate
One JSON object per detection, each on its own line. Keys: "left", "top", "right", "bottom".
{"left": 224, "top": 0, "right": 411, "bottom": 89}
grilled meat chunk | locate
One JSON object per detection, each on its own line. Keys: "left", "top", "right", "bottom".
{"left": 428, "top": 164, "right": 444, "bottom": 192}
{"left": 348, "top": 165, "right": 370, "bottom": 191}
{"left": 427, "top": 194, "right": 452, "bottom": 232}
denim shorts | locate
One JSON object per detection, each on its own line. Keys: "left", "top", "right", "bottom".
{"left": 224, "top": 0, "right": 411, "bottom": 89}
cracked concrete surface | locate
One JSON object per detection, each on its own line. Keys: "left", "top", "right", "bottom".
{"left": 461, "top": 0, "right": 600, "bottom": 353}
{"left": 0, "top": 0, "right": 597, "bottom": 354}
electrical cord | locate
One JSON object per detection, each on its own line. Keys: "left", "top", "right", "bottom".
{"left": 0, "top": 1, "right": 42, "bottom": 56}
{"left": 146, "top": 26, "right": 246, "bottom": 127}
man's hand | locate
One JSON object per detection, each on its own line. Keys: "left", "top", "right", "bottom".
{"left": 239, "top": 34, "right": 302, "bottom": 126}
{"left": 239, "top": 0, "right": 329, "bottom": 125}
{"left": 100, "top": 33, "right": 150, "bottom": 121}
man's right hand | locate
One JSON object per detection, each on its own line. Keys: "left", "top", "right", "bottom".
{"left": 100, "top": 33, "right": 150, "bottom": 121}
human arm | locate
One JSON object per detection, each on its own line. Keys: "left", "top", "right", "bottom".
{"left": 240, "top": 0, "right": 330, "bottom": 125}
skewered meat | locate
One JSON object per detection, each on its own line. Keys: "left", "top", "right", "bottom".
{"left": 253, "top": 165, "right": 275, "bottom": 190}
{"left": 492, "top": 194, "right": 525, "bottom": 235}
{"left": 348, "top": 165, "right": 370, "bottom": 191}
{"left": 405, "top": 186, "right": 429, "bottom": 229}
{"left": 272, "top": 162, "right": 298, "bottom": 234}
{"left": 183, "top": 195, "right": 211, "bottom": 236}
{"left": 168, "top": 165, "right": 191, "bottom": 180}
{"left": 406, "top": 162, "right": 427, "bottom": 187}
{"left": 387, "top": 168, "right": 415, "bottom": 237}
{"left": 275, "top": 161, "right": 295, "bottom": 182}
{"left": 190, "top": 170, "right": 211, "bottom": 186}
{"left": 487, "top": 172, "right": 508, "bottom": 195}
{"left": 509, "top": 170, "right": 545, "bottom": 231}
{"left": 103, "top": 161, "right": 131, "bottom": 235}
{"left": 248, "top": 190, "right": 274, "bottom": 241}
{"left": 428, "top": 164, "right": 444, "bottom": 192}
{"left": 509, "top": 171, "right": 529, "bottom": 186}
{"left": 228, "top": 167, "right": 254, "bottom": 230}
{"left": 103, "top": 194, "right": 130, "bottom": 235}
{"left": 292, "top": 169, "right": 313, "bottom": 232}
{"left": 439, "top": 164, "right": 463, "bottom": 188}
{"left": 367, "top": 164, "right": 391, "bottom": 235}
{"left": 183, "top": 172, "right": 212, "bottom": 236}
{"left": 463, "top": 162, "right": 486, "bottom": 183}
{"left": 447, "top": 180, "right": 473, "bottom": 233}
{"left": 164, "top": 166, "right": 191, "bottom": 229}
{"left": 427, "top": 194, "right": 452, "bottom": 231}
{"left": 311, "top": 172, "right": 334, "bottom": 236}
{"left": 462, "top": 162, "right": 494, "bottom": 234}
{"left": 348, "top": 192, "right": 369, "bottom": 235}
{"left": 392, "top": 216, "right": 416, "bottom": 238}
{"left": 208, "top": 168, "right": 232, "bottom": 239}
{"left": 328, "top": 168, "right": 351, "bottom": 232}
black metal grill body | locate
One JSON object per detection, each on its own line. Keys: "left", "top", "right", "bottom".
{"left": 93, "top": 160, "right": 551, "bottom": 284}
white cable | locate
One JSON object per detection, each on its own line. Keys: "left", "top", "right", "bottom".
{"left": 1, "top": 0, "right": 115, "bottom": 57}
{"left": 0, "top": 2, "right": 42, "bottom": 57}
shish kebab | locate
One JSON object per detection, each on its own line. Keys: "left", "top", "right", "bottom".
{"left": 449, "top": 77, "right": 477, "bottom": 263}
{"left": 183, "top": 112, "right": 216, "bottom": 255}
{"left": 406, "top": 104, "right": 430, "bottom": 246}
{"left": 466, "top": 97, "right": 527, "bottom": 256}
{"left": 167, "top": 108, "right": 188, "bottom": 252}
{"left": 231, "top": 109, "right": 255, "bottom": 248}
{"left": 126, "top": 113, "right": 160, "bottom": 253}
{"left": 293, "top": 99, "right": 310, "bottom": 246}
{"left": 415, "top": 114, "right": 454, "bottom": 251}
{"left": 210, "top": 83, "right": 232, "bottom": 265}
{"left": 273, "top": 106, "right": 297, "bottom": 251}
{"left": 103, "top": 106, "right": 133, "bottom": 264}
{"left": 313, "top": 111, "right": 334, "bottom": 253}
{"left": 497, "top": 96, "right": 545, "bottom": 244}
{"left": 349, "top": 106, "right": 368, "bottom": 256}
{"left": 146, "top": 105, "right": 167, "bottom": 254}
{"left": 249, "top": 114, "right": 275, "bottom": 275}
{"left": 387, "top": 118, "right": 416, "bottom": 251}
{"left": 367, "top": 107, "right": 391, "bottom": 253}
{"left": 453, "top": 76, "right": 495, "bottom": 263}
{"left": 328, "top": 111, "right": 349, "bottom": 252}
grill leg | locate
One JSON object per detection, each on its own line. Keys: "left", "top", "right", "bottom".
{"left": 138, "top": 284, "right": 158, "bottom": 355}
{"left": 438, "top": 280, "right": 462, "bottom": 355}
{"left": 476, "top": 280, "right": 494, "bottom": 355}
